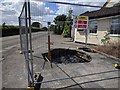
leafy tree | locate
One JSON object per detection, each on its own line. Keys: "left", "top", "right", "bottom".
{"left": 2, "top": 22, "right": 6, "bottom": 27}
{"left": 50, "top": 24, "right": 55, "bottom": 32}
{"left": 32, "top": 22, "right": 40, "bottom": 28}
{"left": 53, "top": 14, "right": 66, "bottom": 34}
{"left": 41, "top": 27, "right": 48, "bottom": 31}
{"left": 62, "top": 8, "right": 73, "bottom": 37}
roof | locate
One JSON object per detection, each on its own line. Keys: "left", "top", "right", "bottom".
{"left": 104, "top": 0, "right": 120, "bottom": 7}
{"left": 80, "top": 6, "right": 120, "bottom": 19}
{"left": 102, "top": 0, "right": 111, "bottom": 7}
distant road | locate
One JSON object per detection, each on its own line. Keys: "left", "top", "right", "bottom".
{"left": 2, "top": 31, "right": 48, "bottom": 51}
{"left": 2, "top": 31, "right": 48, "bottom": 88}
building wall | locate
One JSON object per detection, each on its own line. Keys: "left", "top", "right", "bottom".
{"left": 74, "top": 29, "right": 105, "bottom": 45}
{"left": 97, "top": 18, "right": 110, "bottom": 31}
{"left": 109, "top": 36, "right": 120, "bottom": 43}
{"left": 74, "top": 17, "right": 120, "bottom": 45}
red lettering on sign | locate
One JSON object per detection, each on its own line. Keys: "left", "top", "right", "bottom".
{"left": 78, "top": 20, "right": 87, "bottom": 24}
{"left": 77, "top": 25, "right": 87, "bottom": 28}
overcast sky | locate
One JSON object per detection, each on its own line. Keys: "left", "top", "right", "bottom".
{"left": 0, "top": 0, "right": 107, "bottom": 26}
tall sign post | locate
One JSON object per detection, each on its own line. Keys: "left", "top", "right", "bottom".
{"left": 47, "top": 22, "right": 52, "bottom": 67}
{"left": 77, "top": 16, "right": 89, "bottom": 47}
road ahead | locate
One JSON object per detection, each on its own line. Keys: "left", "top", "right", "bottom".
{"left": 2, "top": 31, "right": 47, "bottom": 50}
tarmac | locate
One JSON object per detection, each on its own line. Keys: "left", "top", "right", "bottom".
{"left": 32, "top": 35, "right": 120, "bottom": 89}
{"left": 2, "top": 33, "right": 120, "bottom": 89}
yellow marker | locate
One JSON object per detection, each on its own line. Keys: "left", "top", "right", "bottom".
{"left": 114, "top": 63, "right": 119, "bottom": 68}
{"left": 26, "top": 87, "right": 34, "bottom": 90}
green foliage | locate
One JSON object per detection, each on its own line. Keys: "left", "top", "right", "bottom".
{"left": 1, "top": 25, "right": 45, "bottom": 37}
{"left": 2, "top": 22, "right": 6, "bottom": 27}
{"left": 31, "top": 27, "right": 44, "bottom": 32}
{"left": 54, "top": 14, "right": 66, "bottom": 24}
{"left": 53, "top": 14, "right": 66, "bottom": 35}
{"left": 51, "top": 25, "right": 63, "bottom": 34}
{"left": 32, "top": 22, "right": 40, "bottom": 28}
{"left": 50, "top": 24, "right": 55, "bottom": 32}
{"left": 41, "top": 27, "right": 48, "bottom": 31}
{"left": 2, "top": 25, "right": 19, "bottom": 37}
{"left": 62, "top": 8, "right": 73, "bottom": 37}
{"left": 101, "top": 32, "right": 111, "bottom": 45}
{"left": 62, "top": 24, "right": 70, "bottom": 37}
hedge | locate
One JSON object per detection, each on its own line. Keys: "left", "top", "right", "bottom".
{"left": 1, "top": 25, "right": 45, "bottom": 37}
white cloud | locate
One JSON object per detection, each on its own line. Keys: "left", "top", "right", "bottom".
{"left": 0, "top": 0, "right": 107, "bottom": 26}
{"left": 1, "top": 0, "right": 24, "bottom": 25}
{"left": 30, "top": 1, "right": 54, "bottom": 16}
{"left": 55, "top": 0, "right": 107, "bottom": 16}
{"left": 0, "top": 0, "right": 54, "bottom": 25}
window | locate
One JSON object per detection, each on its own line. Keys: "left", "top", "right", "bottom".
{"left": 89, "top": 20, "right": 97, "bottom": 33}
{"left": 110, "top": 17, "right": 120, "bottom": 34}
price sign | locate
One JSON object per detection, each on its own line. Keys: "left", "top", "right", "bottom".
{"left": 77, "top": 16, "right": 88, "bottom": 29}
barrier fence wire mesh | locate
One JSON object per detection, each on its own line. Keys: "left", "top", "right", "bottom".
{"left": 18, "top": 0, "right": 110, "bottom": 88}
{"left": 19, "top": 0, "right": 34, "bottom": 86}
{"left": 18, "top": 0, "right": 77, "bottom": 86}
{"left": 30, "top": 1, "right": 49, "bottom": 54}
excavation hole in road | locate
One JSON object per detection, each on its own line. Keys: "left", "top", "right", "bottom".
{"left": 42, "top": 48, "right": 92, "bottom": 64}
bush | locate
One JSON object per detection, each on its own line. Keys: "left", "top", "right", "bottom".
{"left": 101, "top": 32, "right": 110, "bottom": 45}
{"left": 2, "top": 25, "right": 19, "bottom": 37}
{"left": 62, "top": 24, "right": 70, "bottom": 37}
{"left": 31, "top": 27, "right": 44, "bottom": 32}
{"left": 1, "top": 25, "right": 45, "bottom": 37}
{"left": 41, "top": 27, "right": 48, "bottom": 31}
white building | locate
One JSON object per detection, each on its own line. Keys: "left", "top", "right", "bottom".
{"left": 74, "top": 0, "right": 120, "bottom": 45}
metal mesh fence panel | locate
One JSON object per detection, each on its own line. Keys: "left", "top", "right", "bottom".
{"left": 19, "top": 1, "right": 34, "bottom": 86}
{"left": 30, "top": 1, "right": 48, "bottom": 55}
{"left": 18, "top": 0, "right": 118, "bottom": 88}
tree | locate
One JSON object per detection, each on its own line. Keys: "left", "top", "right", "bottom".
{"left": 2, "top": 22, "right": 6, "bottom": 28}
{"left": 41, "top": 27, "right": 48, "bottom": 31}
{"left": 53, "top": 14, "right": 66, "bottom": 34}
{"left": 62, "top": 8, "right": 73, "bottom": 37}
{"left": 50, "top": 24, "right": 55, "bottom": 32}
{"left": 32, "top": 22, "right": 40, "bottom": 28}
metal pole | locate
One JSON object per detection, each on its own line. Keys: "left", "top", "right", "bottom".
{"left": 85, "top": 16, "right": 89, "bottom": 47}
{"left": 18, "top": 17, "right": 23, "bottom": 53}
{"left": 47, "top": 22, "right": 52, "bottom": 67}
{"left": 28, "top": 0, "right": 34, "bottom": 86}
{"left": 72, "top": 15, "right": 76, "bottom": 41}
{"left": 25, "top": 0, "right": 30, "bottom": 86}
{"left": 85, "top": 29, "right": 88, "bottom": 47}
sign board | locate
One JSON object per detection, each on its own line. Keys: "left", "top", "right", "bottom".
{"left": 74, "top": 16, "right": 89, "bottom": 47}
{"left": 77, "top": 16, "right": 88, "bottom": 30}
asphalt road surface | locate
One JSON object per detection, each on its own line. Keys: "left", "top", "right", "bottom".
{"left": 1, "top": 31, "right": 120, "bottom": 89}
{"left": 2, "top": 31, "right": 48, "bottom": 88}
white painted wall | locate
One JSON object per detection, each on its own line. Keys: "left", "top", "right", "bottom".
{"left": 74, "top": 17, "right": 120, "bottom": 45}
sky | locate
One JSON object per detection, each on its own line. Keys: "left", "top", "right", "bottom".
{"left": 0, "top": 0, "right": 108, "bottom": 26}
